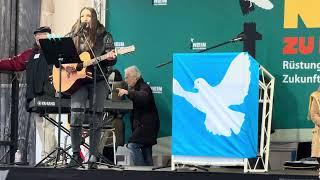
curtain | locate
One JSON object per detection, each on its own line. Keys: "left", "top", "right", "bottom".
{"left": 0, "top": 0, "right": 40, "bottom": 164}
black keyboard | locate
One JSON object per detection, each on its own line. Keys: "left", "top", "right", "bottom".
{"left": 28, "top": 95, "right": 71, "bottom": 114}
{"left": 104, "top": 100, "right": 133, "bottom": 112}
{"left": 28, "top": 95, "right": 133, "bottom": 114}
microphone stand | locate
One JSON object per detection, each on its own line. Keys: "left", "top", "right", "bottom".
{"left": 155, "top": 36, "right": 243, "bottom": 68}
{"left": 64, "top": 22, "right": 87, "bottom": 38}
{"left": 81, "top": 32, "right": 122, "bottom": 169}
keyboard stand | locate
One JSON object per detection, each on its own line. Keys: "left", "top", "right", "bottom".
{"left": 37, "top": 113, "right": 123, "bottom": 169}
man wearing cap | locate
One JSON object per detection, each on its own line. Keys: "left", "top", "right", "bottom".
{"left": 0, "top": 26, "right": 57, "bottom": 165}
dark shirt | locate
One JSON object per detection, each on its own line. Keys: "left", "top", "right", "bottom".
{"left": 76, "top": 31, "right": 117, "bottom": 82}
{"left": 25, "top": 50, "right": 54, "bottom": 101}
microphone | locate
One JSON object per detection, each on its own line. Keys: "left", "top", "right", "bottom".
{"left": 230, "top": 33, "right": 247, "bottom": 42}
{"left": 72, "top": 22, "right": 87, "bottom": 37}
{"left": 80, "top": 22, "right": 88, "bottom": 28}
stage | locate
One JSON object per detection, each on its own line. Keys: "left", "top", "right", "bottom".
{"left": 0, "top": 165, "right": 318, "bottom": 180}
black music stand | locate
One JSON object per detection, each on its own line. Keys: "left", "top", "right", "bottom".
{"left": 35, "top": 37, "right": 84, "bottom": 168}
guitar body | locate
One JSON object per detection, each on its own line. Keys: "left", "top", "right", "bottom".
{"left": 52, "top": 52, "right": 92, "bottom": 94}
{"left": 52, "top": 45, "right": 135, "bottom": 94}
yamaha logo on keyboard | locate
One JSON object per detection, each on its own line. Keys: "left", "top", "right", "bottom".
{"left": 37, "top": 101, "right": 56, "bottom": 106}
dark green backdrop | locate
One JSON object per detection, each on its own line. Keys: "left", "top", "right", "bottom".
{"left": 106, "top": 0, "right": 319, "bottom": 142}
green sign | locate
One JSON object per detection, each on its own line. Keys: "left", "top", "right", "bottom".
{"left": 107, "top": 0, "right": 320, "bottom": 142}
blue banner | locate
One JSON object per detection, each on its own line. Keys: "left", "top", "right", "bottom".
{"left": 172, "top": 52, "right": 259, "bottom": 158}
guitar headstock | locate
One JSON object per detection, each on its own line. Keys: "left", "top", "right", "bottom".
{"left": 115, "top": 45, "right": 135, "bottom": 55}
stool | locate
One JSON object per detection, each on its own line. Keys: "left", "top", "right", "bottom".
{"left": 82, "top": 124, "right": 116, "bottom": 165}
{"left": 99, "top": 126, "right": 116, "bottom": 164}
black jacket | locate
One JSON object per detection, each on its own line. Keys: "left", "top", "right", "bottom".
{"left": 75, "top": 26, "right": 117, "bottom": 82}
{"left": 26, "top": 50, "right": 54, "bottom": 102}
{"left": 127, "top": 78, "right": 160, "bottom": 145}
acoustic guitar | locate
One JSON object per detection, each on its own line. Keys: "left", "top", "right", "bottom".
{"left": 52, "top": 45, "right": 135, "bottom": 94}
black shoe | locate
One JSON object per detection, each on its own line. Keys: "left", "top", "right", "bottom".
{"left": 87, "top": 155, "right": 98, "bottom": 169}
{"left": 66, "top": 153, "right": 83, "bottom": 168}
{"left": 88, "top": 161, "right": 98, "bottom": 169}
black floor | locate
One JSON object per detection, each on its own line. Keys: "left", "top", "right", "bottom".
{"left": 0, "top": 165, "right": 319, "bottom": 180}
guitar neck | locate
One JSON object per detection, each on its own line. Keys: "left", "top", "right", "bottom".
{"left": 83, "top": 54, "right": 107, "bottom": 67}
{"left": 81, "top": 45, "right": 135, "bottom": 67}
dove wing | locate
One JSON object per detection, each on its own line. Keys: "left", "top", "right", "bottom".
{"left": 251, "top": 0, "right": 274, "bottom": 10}
{"left": 173, "top": 78, "right": 207, "bottom": 112}
{"left": 212, "top": 52, "right": 251, "bottom": 106}
{"left": 173, "top": 78, "right": 187, "bottom": 97}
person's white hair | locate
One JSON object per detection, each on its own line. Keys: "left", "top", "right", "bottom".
{"left": 125, "top": 65, "right": 141, "bottom": 79}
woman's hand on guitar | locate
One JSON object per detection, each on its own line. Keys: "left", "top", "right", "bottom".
{"left": 106, "top": 50, "right": 117, "bottom": 60}
{"left": 65, "top": 66, "right": 77, "bottom": 73}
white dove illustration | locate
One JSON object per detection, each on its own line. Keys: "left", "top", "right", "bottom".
{"left": 173, "top": 52, "right": 251, "bottom": 137}
{"left": 247, "top": 0, "right": 274, "bottom": 10}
